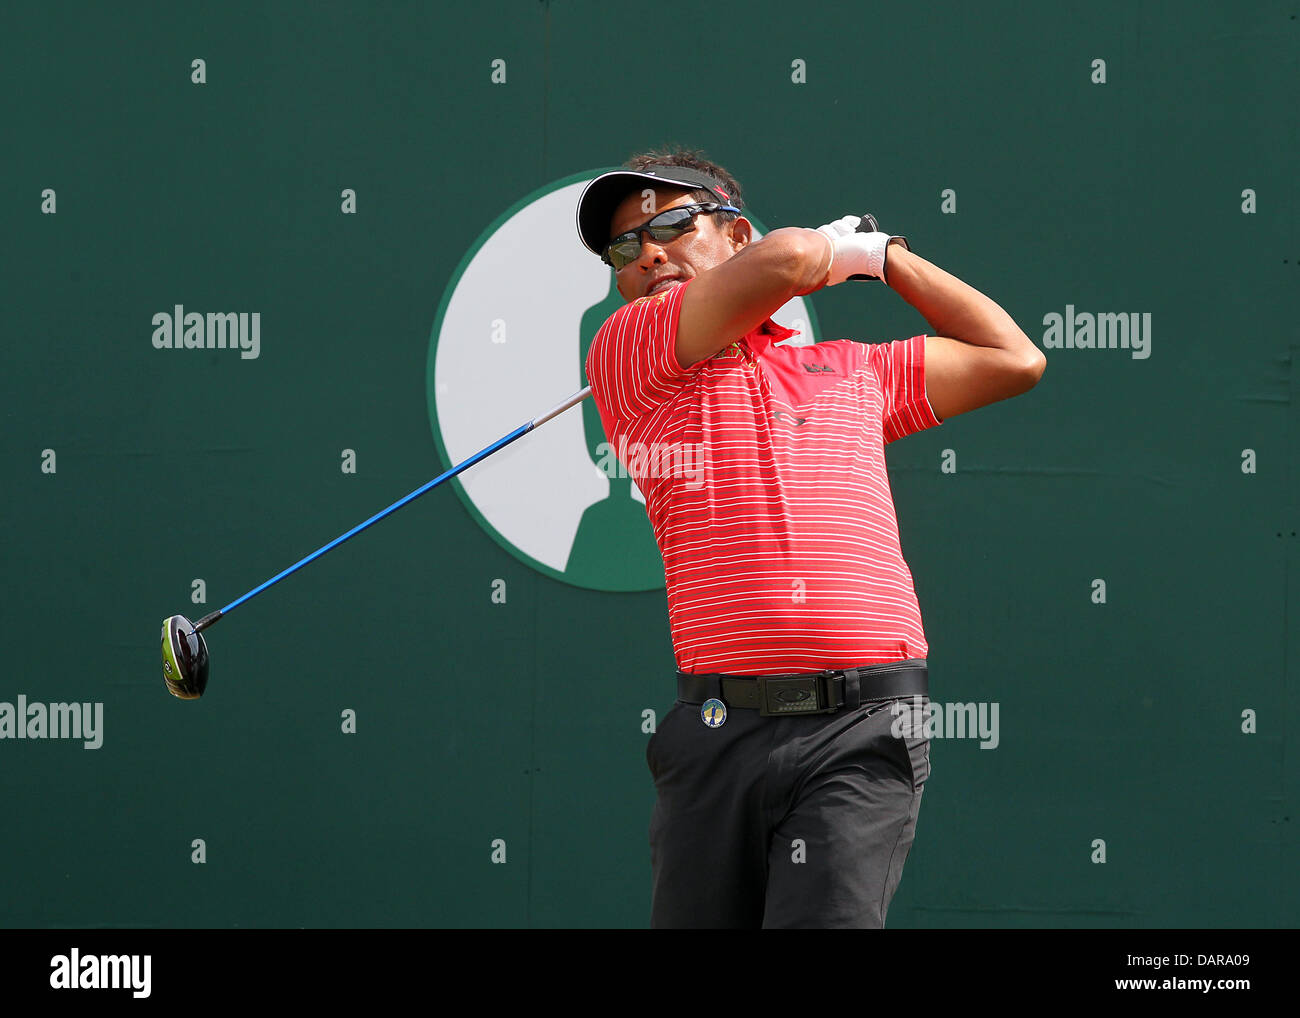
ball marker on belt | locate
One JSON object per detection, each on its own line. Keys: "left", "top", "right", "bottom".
{"left": 701, "top": 698, "right": 727, "bottom": 728}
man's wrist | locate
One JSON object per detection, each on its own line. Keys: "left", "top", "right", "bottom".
{"left": 884, "top": 237, "right": 911, "bottom": 286}
{"left": 819, "top": 230, "right": 835, "bottom": 290}
{"left": 796, "top": 228, "right": 835, "bottom": 294}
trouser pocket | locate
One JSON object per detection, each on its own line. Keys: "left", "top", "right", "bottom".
{"left": 879, "top": 696, "right": 930, "bottom": 794}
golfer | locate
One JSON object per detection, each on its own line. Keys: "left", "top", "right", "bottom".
{"left": 577, "top": 148, "right": 1044, "bottom": 928}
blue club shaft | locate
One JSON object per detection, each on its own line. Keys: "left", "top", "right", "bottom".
{"left": 194, "top": 386, "right": 592, "bottom": 633}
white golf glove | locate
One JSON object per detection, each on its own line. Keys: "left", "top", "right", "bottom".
{"left": 815, "top": 213, "right": 910, "bottom": 287}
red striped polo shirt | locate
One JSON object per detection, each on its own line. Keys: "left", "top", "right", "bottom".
{"left": 584, "top": 276, "right": 943, "bottom": 675}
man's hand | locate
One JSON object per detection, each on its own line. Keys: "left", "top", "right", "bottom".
{"left": 815, "top": 213, "right": 911, "bottom": 287}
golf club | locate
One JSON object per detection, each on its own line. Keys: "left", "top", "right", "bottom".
{"left": 161, "top": 385, "right": 593, "bottom": 699}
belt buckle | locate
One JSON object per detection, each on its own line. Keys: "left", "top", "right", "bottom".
{"left": 757, "top": 673, "right": 828, "bottom": 717}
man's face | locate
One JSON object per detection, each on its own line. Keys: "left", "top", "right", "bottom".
{"left": 608, "top": 186, "right": 751, "bottom": 303}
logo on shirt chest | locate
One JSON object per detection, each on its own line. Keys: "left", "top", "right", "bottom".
{"left": 801, "top": 363, "right": 837, "bottom": 374}
{"left": 772, "top": 409, "right": 808, "bottom": 427}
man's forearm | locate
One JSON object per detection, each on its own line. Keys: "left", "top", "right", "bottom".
{"left": 674, "top": 228, "right": 832, "bottom": 368}
{"left": 885, "top": 242, "right": 1043, "bottom": 367}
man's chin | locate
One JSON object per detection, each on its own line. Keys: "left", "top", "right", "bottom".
{"left": 648, "top": 276, "right": 686, "bottom": 297}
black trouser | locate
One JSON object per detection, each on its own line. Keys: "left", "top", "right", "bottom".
{"left": 646, "top": 687, "right": 930, "bottom": 929}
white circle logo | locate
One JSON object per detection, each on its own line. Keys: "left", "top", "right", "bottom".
{"left": 426, "top": 171, "right": 822, "bottom": 591}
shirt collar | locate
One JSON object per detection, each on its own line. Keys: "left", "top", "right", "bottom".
{"left": 743, "top": 318, "right": 799, "bottom": 356}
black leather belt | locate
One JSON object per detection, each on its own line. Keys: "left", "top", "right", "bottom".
{"left": 676, "top": 659, "right": 928, "bottom": 717}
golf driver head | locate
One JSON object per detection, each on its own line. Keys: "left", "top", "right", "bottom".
{"left": 161, "top": 615, "right": 209, "bottom": 699}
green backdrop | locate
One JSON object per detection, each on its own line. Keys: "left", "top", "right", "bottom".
{"left": 1, "top": 0, "right": 1295, "bottom": 928}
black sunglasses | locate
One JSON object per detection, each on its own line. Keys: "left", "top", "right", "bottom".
{"left": 602, "top": 202, "right": 741, "bottom": 269}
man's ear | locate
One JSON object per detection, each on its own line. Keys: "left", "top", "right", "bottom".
{"left": 726, "top": 215, "right": 753, "bottom": 252}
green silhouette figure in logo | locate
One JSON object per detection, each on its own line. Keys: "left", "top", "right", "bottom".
{"left": 566, "top": 272, "right": 666, "bottom": 591}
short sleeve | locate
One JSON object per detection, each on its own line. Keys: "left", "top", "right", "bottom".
{"left": 584, "top": 279, "right": 697, "bottom": 428}
{"left": 868, "top": 334, "right": 943, "bottom": 443}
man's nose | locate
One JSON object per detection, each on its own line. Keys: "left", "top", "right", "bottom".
{"left": 634, "top": 230, "right": 669, "bottom": 268}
